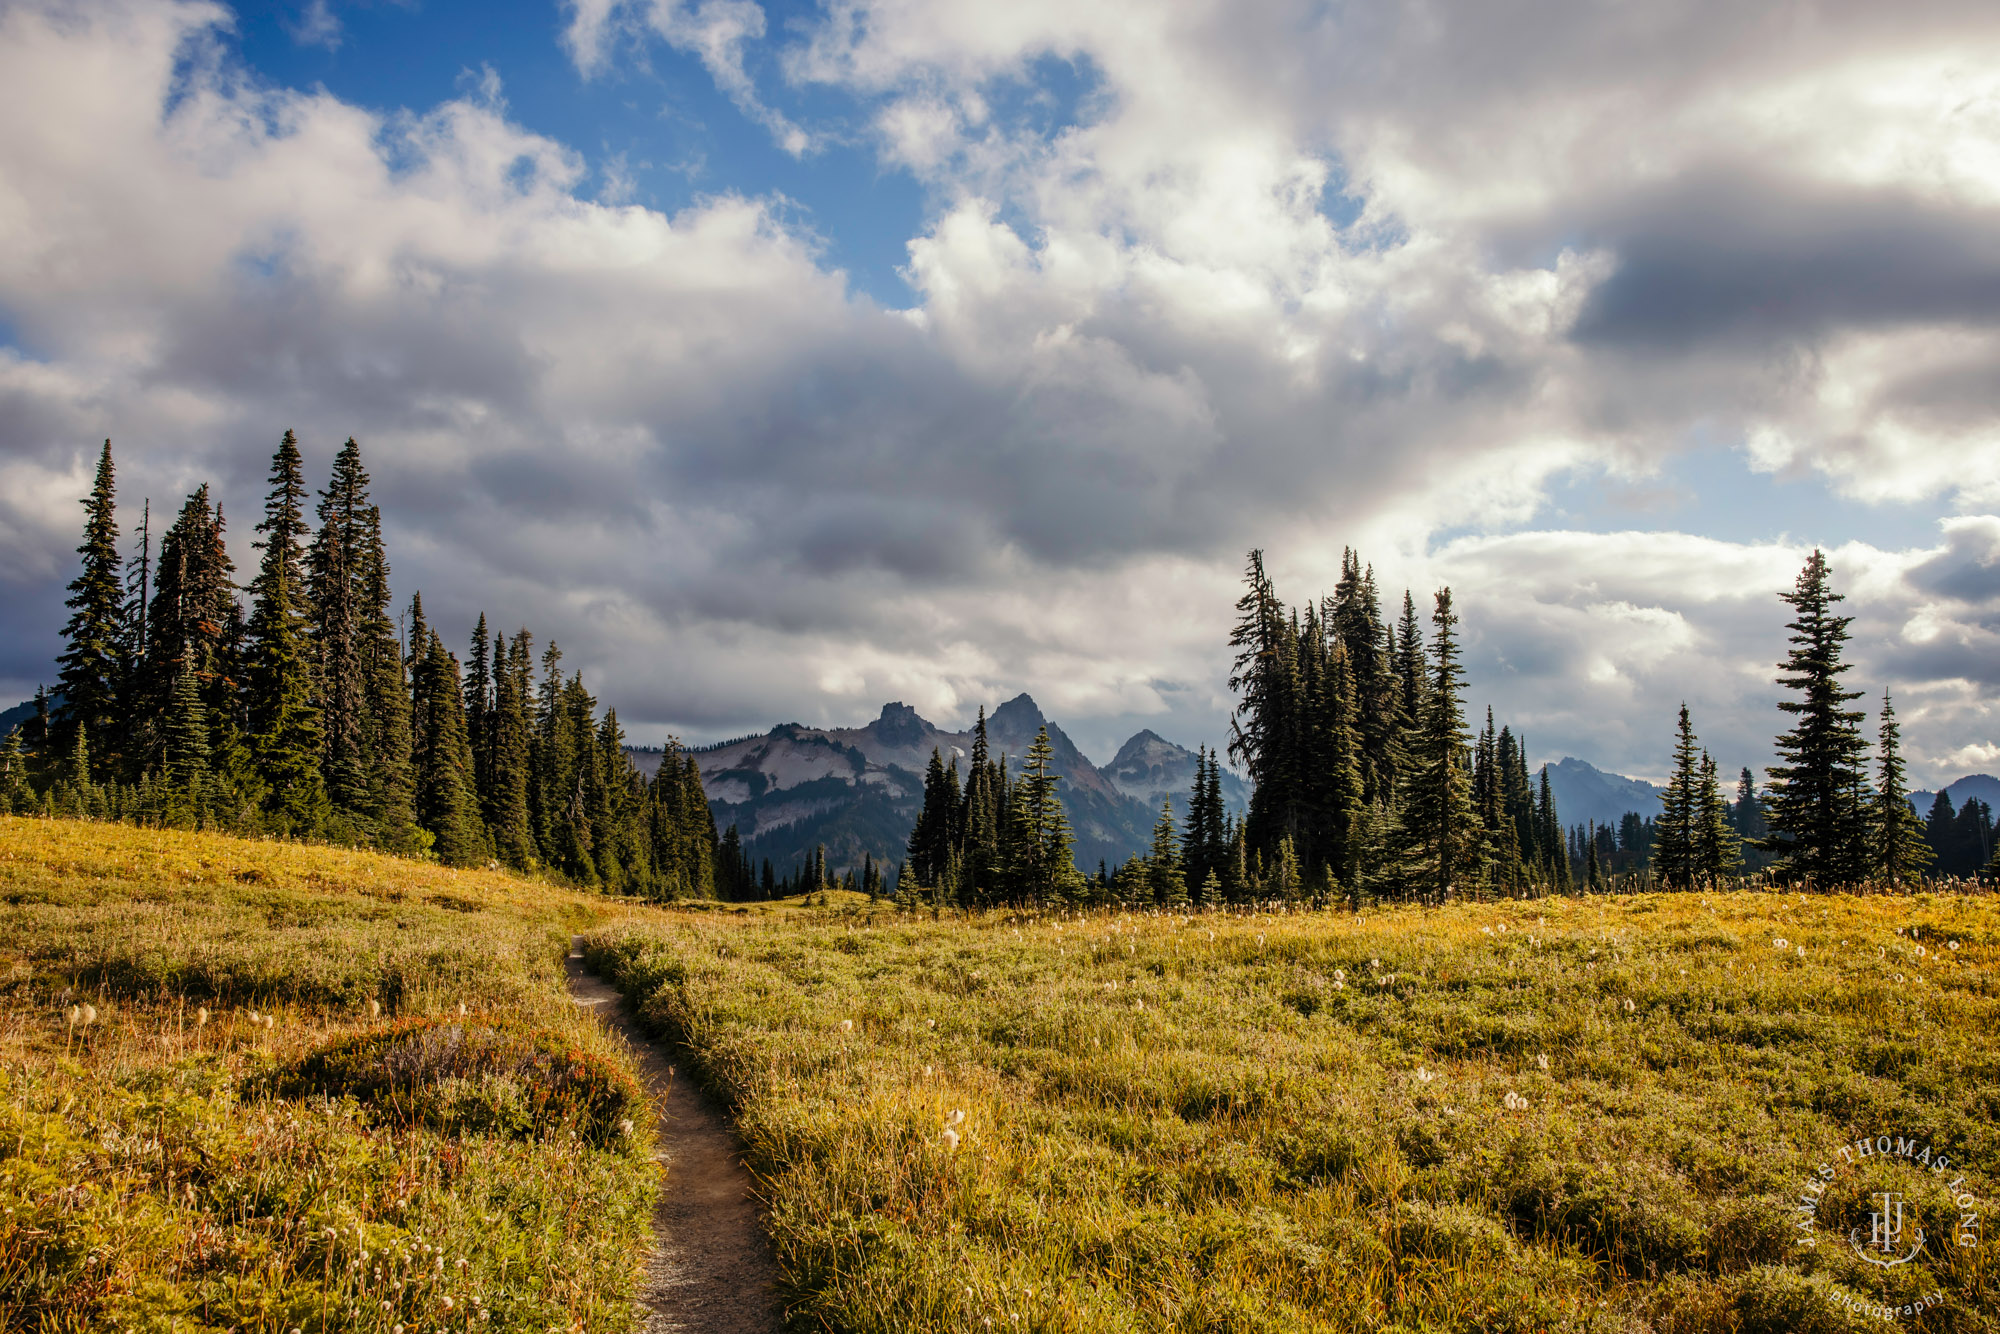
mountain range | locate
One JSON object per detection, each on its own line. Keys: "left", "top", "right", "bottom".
{"left": 632, "top": 694, "right": 1246, "bottom": 875}
{"left": 1912, "top": 774, "right": 2000, "bottom": 815}
{"left": 1539, "top": 757, "right": 1666, "bottom": 831}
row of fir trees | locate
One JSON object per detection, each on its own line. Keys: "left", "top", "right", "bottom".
{"left": 1228, "top": 549, "right": 1568, "bottom": 904}
{"left": 1638, "top": 550, "right": 1990, "bottom": 891}
{"left": 902, "top": 710, "right": 1255, "bottom": 910}
{"left": 901, "top": 710, "right": 1091, "bottom": 907}
{"left": 899, "top": 546, "right": 1578, "bottom": 912}
{"left": 6, "top": 437, "right": 745, "bottom": 899}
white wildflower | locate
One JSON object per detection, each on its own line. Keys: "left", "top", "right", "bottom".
{"left": 1415, "top": 1067, "right": 1435, "bottom": 1084}
{"left": 1536, "top": 1052, "right": 1550, "bottom": 1071}
{"left": 195, "top": 1007, "right": 209, "bottom": 1027}
{"left": 1623, "top": 998, "right": 1636, "bottom": 1013}
{"left": 840, "top": 1019, "right": 854, "bottom": 1033}
{"left": 82, "top": 1004, "right": 98, "bottom": 1025}
{"left": 941, "top": 1128, "right": 960, "bottom": 1151}
{"left": 369, "top": 999, "right": 381, "bottom": 1018}
{"left": 1949, "top": 940, "right": 1960, "bottom": 951}
{"left": 1773, "top": 938, "right": 1787, "bottom": 949}
{"left": 949, "top": 1109, "right": 966, "bottom": 1126}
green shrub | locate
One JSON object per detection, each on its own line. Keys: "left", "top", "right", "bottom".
{"left": 264, "top": 1018, "right": 646, "bottom": 1148}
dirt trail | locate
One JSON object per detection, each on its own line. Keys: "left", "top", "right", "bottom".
{"left": 566, "top": 940, "right": 781, "bottom": 1334}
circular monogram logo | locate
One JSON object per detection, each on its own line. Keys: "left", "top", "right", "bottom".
{"left": 1792, "top": 1132, "right": 1982, "bottom": 1321}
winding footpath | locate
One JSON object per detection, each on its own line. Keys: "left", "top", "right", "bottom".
{"left": 566, "top": 940, "right": 782, "bottom": 1334}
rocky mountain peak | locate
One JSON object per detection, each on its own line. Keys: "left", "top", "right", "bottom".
{"left": 1109, "top": 729, "right": 1172, "bottom": 768}
{"left": 868, "top": 701, "right": 930, "bottom": 749}
{"left": 989, "top": 692, "right": 1046, "bottom": 736}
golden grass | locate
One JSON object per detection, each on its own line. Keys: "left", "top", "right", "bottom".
{"left": 0, "top": 816, "right": 659, "bottom": 1334}
{"left": 588, "top": 889, "right": 2000, "bottom": 1333}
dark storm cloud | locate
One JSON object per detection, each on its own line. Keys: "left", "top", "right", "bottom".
{"left": 1567, "top": 174, "right": 2000, "bottom": 350}
{"left": 1906, "top": 521, "right": 2000, "bottom": 608}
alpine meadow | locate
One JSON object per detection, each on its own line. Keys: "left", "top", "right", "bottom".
{"left": 5, "top": 2, "right": 2000, "bottom": 1332}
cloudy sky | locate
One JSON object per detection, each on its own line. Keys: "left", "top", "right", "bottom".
{"left": 2, "top": 0, "right": 1997, "bottom": 786}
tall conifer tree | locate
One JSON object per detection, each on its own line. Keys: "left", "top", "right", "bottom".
{"left": 1394, "top": 589, "right": 1483, "bottom": 902}
{"left": 411, "top": 628, "right": 486, "bottom": 865}
{"left": 1871, "top": 692, "right": 1933, "bottom": 887}
{"left": 244, "top": 431, "right": 328, "bottom": 834}
{"left": 1008, "top": 726, "right": 1081, "bottom": 903}
{"left": 56, "top": 439, "right": 125, "bottom": 781}
{"left": 1654, "top": 705, "right": 1702, "bottom": 889}
{"left": 485, "top": 628, "right": 536, "bottom": 867}
{"left": 1695, "top": 752, "right": 1741, "bottom": 884}
{"left": 307, "top": 439, "right": 374, "bottom": 815}
{"left": 1763, "top": 551, "right": 1871, "bottom": 887}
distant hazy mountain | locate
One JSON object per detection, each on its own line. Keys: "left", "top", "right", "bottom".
{"left": 1541, "top": 756, "right": 1664, "bottom": 830}
{"left": 1104, "top": 729, "right": 1250, "bottom": 818}
{"left": 1911, "top": 774, "right": 2000, "bottom": 814}
{"left": 0, "top": 699, "right": 33, "bottom": 739}
{"left": 630, "top": 696, "right": 1241, "bottom": 876}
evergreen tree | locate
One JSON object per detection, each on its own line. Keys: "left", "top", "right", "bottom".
{"left": 1536, "top": 766, "right": 1570, "bottom": 890}
{"left": 1654, "top": 705, "right": 1702, "bottom": 889}
{"left": 1332, "top": 550, "right": 1404, "bottom": 804}
{"left": 1184, "top": 746, "right": 1229, "bottom": 899}
{"left": 0, "top": 728, "right": 32, "bottom": 813}
{"left": 1732, "top": 767, "right": 1768, "bottom": 848}
{"left": 410, "top": 626, "right": 486, "bottom": 864}
{"left": 484, "top": 628, "right": 535, "bottom": 867}
{"left": 357, "top": 509, "right": 420, "bottom": 851}
{"left": 1695, "top": 753, "right": 1741, "bottom": 885}
{"left": 1316, "top": 638, "right": 1367, "bottom": 891}
{"left": 1146, "top": 798, "right": 1188, "bottom": 907}
{"left": 1393, "top": 591, "right": 1427, "bottom": 749}
{"left": 907, "top": 748, "right": 963, "bottom": 891}
{"left": 1393, "top": 589, "right": 1483, "bottom": 902}
{"left": 146, "top": 487, "right": 253, "bottom": 816}
{"left": 960, "top": 707, "right": 1002, "bottom": 905}
{"left": 160, "top": 655, "right": 212, "bottom": 826}
{"left": 55, "top": 439, "right": 126, "bottom": 781}
{"left": 117, "top": 497, "right": 154, "bottom": 769}
{"left": 307, "top": 439, "right": 373, "bottom": 816}
{"left": 1228, "top": 551, "right": 1303, "bottom": 859}
{"left": 1871, "top": 692, "right": 1933, "bottom": 888}
{"left": 466, "top": 614, "right": 495, "bottom": 810}
{"left": 1763, "top": 551, "right": 1871, "bottom": 887}
{"left": 1008, "top": 726, "right": 1082, "bottom": 903}
{"left": 243, "top": 431, "right": 328, "bottom": 835}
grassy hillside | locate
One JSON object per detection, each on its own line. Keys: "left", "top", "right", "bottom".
{"left": 586, "top": 892, "right": 2000, "bottom": 1333}
{"left": 0, "top": 816, "right": 657, "bottom": 1334}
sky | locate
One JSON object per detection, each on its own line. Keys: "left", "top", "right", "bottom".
{"left": 2, "top": 0, "right": 1998, "bottom": 788}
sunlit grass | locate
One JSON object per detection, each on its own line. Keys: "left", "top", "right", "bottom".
{"left": 0, "top": 816, "right": 659, "bottom": 1333}
{"left": 588, "top": 890, "right": 2000, "bottom": 1333}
